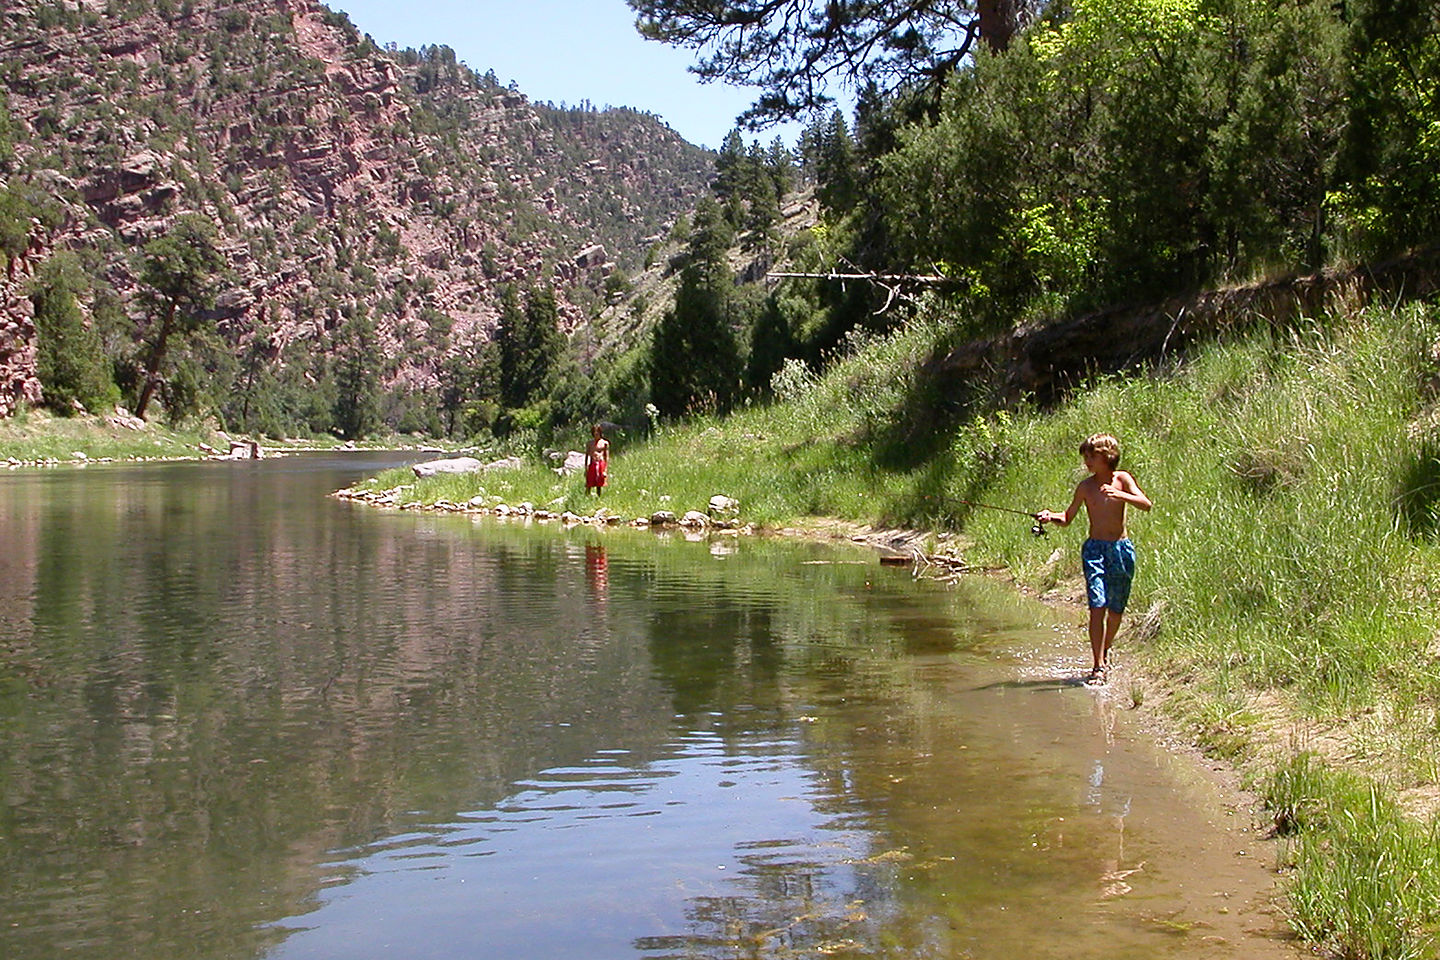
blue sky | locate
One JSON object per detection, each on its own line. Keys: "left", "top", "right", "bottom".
{"left": 332, "top": 0, "right": 809, "bottom": 150}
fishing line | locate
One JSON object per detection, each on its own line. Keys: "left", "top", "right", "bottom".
{"left": 925, "top": 495, "right": 1049, "bottom": 537}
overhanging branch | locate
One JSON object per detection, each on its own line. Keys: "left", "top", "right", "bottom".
{"left": 766, "top": 268, "right": 964, "bottom": 314}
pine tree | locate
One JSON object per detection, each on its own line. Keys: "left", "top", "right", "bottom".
{"left": 650, "top": 201, "right": 743, "bottom": 417}
{"left": 745, "top": 294, "right": 801, "bottom": 395}
{"left": 497, "top": 284, "right": 563, "bottom": 412}
{"left": 742, "top": 140, "right": 781, "bottom": 240}
{"left": 332, "top": 310, "right": 381, "bottom": 440}
{"left": 686, "top": 196, "right": 735, "bottom": 273}
{"left": 496, "top": 285, "right": 527, "bottom": 410}
{"left": 31, "top": 252, "right": 118, "bottom": 415}
{"left": 766, "top": 136, "right": 795, "bottom": 199}
{"left": 134, "top": 215, "right": 226, "bottom": 420}
{"left": 816, "top": 110, "right": 859, "bottom": 213}
{"left": 713, "top": 129, "right": 747, "bottom": 199}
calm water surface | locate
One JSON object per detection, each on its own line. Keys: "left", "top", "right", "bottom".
{"left": 0, "top": 453, "right": 1298, "bottom": 959}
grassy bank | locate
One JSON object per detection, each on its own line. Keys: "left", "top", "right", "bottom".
{"left": 0, "top": 407, "right": 466, "bottom": 466}
{"left": 0, "top": 406, "right": 224, "bottom": 463}
{"left": 352, "top": 296, "right": 1440, "bottom": 959}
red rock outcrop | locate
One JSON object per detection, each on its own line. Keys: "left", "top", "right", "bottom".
{"left": 0, "top": 0, "right": 710, "bottom": 412}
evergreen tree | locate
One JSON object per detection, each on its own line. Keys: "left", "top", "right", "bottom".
{"left": 713, "top": 129, "right": 748, "bottom": 200}
{"left": 686, "top": 196, "right": 735, "bottom": 272}
{"left": 649, "top": 265, "right": 743, "bottom": 417}
{"left": 766, "top": 137, "right": 795, "bottom": 199}
{"left": 437, "top": 350, "right": 472, "bottom": 437}
{"left": 439, "top": 336, "right": 500, "bottom": 436}
{"left": 650, "top": 202, "right": 743, "bottom": 417}
{"left": 231, "top": 327, "right": 280, "bottom": 435}
{"left": 522, "top": 284, "right": 564, "bottom": 400}
{"left": 134, "top": 214, "right": 226, "bottom": 420}
{"left": 742, "top": 140, "right": 780, "bottom": 240}
{"left": 496, "top": 285, "right": 527, "bottom": 410}
{"left": 31, "top": 252, "right": 118, "bottom": 415}
{"left": 332, "top": 309, "right": 381, "bottom": 440}
{"left": 497, "top": 284, "right": 563, "bottom": 412}
{"left": 746, "top": 294, "right": 802, "bottom": 395}
{"left": 816, "top": 110, "right": 860, "bottom": 213}
{"left": 0, "top": 180, "right": 57, "bottom": 277}
{"left": 797, "top": 116, "right": 825, "bottom": 183}
{"left": 853, "top": 81, "right": 901, "bottom": 164}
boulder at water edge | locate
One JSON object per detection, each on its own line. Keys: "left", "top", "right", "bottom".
{"left": 708, "top": 495, "right": 739, "bottom": 518}
{"left": 413, "top": 456, "right": 483, "bottom": 478}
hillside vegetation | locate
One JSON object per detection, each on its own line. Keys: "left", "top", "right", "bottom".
{"left": 0, "top": 0, "right": 711, "bottom": 435}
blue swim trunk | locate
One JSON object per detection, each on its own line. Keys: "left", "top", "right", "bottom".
{"left": 1082, "top": 538, "right": 1136, "bottom": 613}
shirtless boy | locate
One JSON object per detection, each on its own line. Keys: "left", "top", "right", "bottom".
{"left": 1038, "top": 434, "right": 1152, "bottom": 685}
{"left": 585, "top": 423, "right": 609, "bottom": 496}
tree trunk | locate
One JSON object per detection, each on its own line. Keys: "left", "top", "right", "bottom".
{"left": 134, "top": 299, "right": 175, "bottom": 420}
{"left": 976, "top": 0, "right": 1021, "bottom": 52}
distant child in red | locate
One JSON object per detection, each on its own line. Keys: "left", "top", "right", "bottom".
{"left": 585, "top": 423, "right": 609, "bottom": 495}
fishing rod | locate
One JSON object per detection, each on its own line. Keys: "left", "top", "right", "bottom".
{"left": 925, "top": 495, "right": 1050, "bottom": 537}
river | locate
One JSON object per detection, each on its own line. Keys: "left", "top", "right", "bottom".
{"left": 0, "top": 452, "right": 1299, "bottom": 959}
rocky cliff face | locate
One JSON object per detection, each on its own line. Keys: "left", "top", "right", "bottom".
{"left": 0, "top": 262, "right": 41, "bottom": 418}
{"left": 0, "top": 0, "right": 712, "bottom": 416}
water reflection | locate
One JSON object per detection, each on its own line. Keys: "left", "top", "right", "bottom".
{"left": 0, "top": 456, "right": 1295, "bottom": 960}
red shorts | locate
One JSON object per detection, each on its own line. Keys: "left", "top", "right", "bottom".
{"left": 586, "top": 459, "right": 607, "bottom": 488}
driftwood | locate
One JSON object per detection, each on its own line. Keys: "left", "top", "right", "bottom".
{"left": 767, "top": 268, "right": 959, "bottom": 314}
{"left": 766, "top": 271, "right": 950, "bottom": 284}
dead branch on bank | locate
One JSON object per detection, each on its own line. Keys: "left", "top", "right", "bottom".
{"left": 765, "top": 263, "right": 960, "bottom": 315}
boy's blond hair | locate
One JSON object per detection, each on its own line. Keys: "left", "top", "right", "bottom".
{"left": 1080, "top": 433, "right": 1121, "bottom": 469}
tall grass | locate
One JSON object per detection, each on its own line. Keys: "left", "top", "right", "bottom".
{"left": 969, "top": 305, "right": 1440, "bottom": 715}
{"left": 1262, "top": 754, "right": 1440, "bottom": 960}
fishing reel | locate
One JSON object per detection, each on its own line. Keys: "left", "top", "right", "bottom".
{"left": 937, "top": 495, "right": 1050, "bottom": 538}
